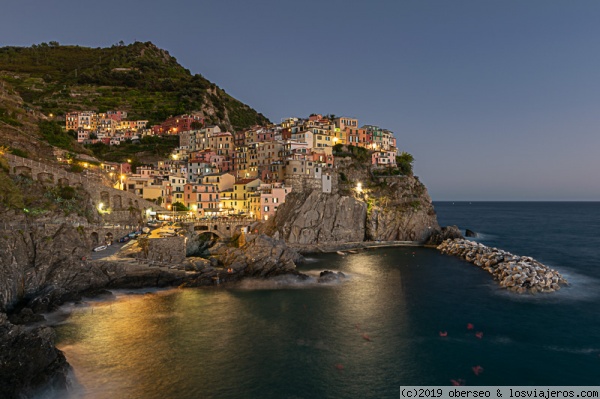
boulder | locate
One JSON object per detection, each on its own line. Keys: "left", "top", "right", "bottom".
{"left": 426, "top": 225, "right": 463, "bottom": 245}
{"left": 318, "top": 270, "right": 346, "bottom": 283}
{"left": 465, "top": 229, "right": 478, "bottom": 237}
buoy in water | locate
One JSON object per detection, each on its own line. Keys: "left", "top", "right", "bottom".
{"left": 467, "top": 323, "right": 474, "bottom": 330}
{"left": 475, "top": 331, "right": 483, "bottom": 339}
{"left": 472, "top": 365, "right": 484, "bottom": 376}
{"left": 450, "top": 379, "right": 465, "bottom": 386}
{"left": 439, "top": 331, "right": 448, "bottom": 337}
{"left": 335, "top": 363, "right": 344, "bottom": 371}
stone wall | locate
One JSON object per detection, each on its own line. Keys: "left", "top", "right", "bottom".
{"left": 5, "top": 153, "right": 166, "bottom": 224}
{"left": 139, "top": 236, "right": 186, "bottom": 263}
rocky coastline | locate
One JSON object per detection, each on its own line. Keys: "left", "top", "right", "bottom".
{"left": 437, "top": 238, "right": 568, "bottom": 294}
{"left": 0, "top": 227, "right": 306, "bottom": 399}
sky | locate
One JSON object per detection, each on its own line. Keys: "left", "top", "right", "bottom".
{"left": 1, "top": 0, "right": 600, "bottom": 200}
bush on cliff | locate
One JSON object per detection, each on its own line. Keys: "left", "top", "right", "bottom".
{"left": 396, "top": 152, "right": 414, "bottom": 176}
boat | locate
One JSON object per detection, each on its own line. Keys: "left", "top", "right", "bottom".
{"left": 93, "top": 245, "right": 107, "bottom": 252}
{"left": 347, "top": 250, "right": 358, "bottom": 254}
{"left": 336, "top": 251, "right": 346, "bottom": 256}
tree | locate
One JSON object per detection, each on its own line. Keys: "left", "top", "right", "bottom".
{"left": 396, "top": 152, "right": 414, "bottom": 176}
{"left": 172, "top": 201, "right": 188, "bottom": 211}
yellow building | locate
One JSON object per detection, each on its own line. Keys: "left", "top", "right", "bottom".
{"left": 220, "top": 178, "right": 262, "bottom": 214}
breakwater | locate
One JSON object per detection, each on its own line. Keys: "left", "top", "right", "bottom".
{"left": 437, "top": 239, "right": 568, "bottom": 293}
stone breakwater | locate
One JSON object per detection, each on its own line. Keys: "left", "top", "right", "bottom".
{"left": 437, "top": 239, "right": 568, "bottom": 294}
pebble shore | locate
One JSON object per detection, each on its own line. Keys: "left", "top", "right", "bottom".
{"left": 437, "top": 239, "right": 568, "bottom": 294}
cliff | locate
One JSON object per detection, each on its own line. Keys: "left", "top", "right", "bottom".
{"left": 266, "top": 155, "right": 441, "bottom": 250}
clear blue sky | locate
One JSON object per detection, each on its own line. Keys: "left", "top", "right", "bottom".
{"left": 2, "top": 0, "right": 600, "bottom": 200}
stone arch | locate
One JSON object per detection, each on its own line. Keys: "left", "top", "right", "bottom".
{"left": 58, "top": 177, "right": 70, "bottom": 186}
{"left": 37, "top": 172, "right": 54, "bottom": 184}
{"left": 104, "top": 232, "right": 114, "bottom": 244}
{"left": 14, "top": 166, "right": 32, "bottom": 177}
{"left": 198, "top": 231, "right": 221, "bottom": 240}
{"left": 100, "top": 191, "right": 110, "bottom": 207}
{"left": 91, "top": 232, "right": 99, "bottom": 246}
{"left": 113, "top": 195, "right": 122, "bottom": 210}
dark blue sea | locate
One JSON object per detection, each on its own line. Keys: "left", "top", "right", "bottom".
{"left": 52, "top": 202, "right": 600, "bottom": 399}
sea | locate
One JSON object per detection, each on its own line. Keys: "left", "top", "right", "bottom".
{"left": 48, "top": 202, "right": 600, "bottom": 399}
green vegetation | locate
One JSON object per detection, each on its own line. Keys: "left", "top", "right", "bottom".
{"left": 0, "top": 41, "right": 269, "bottom": 129}
{"left": 0, "top": 107, "right": 23, "bottom": 127}
{"left": 372, "top": 168, "right": 403, "bottom": 177}
{"left": 9, "top": 147, "right": 28, "bottom": 158}
{"left": 0, "top": 171, "right": 24, "bottom": 209}
{"left": 172, "top": 201, "right": 189, "bottom": 212}
{"left": 38, "top": 120, "right": 76, "bottom": 150}
{"left": 396, "top": 152, "right": 414, "bottom": 176}
{"left": 333, "top": 144, "right": 370, "bottom": 162}
{"left": 85, "top": 135, "right": 179, "bottom": 163}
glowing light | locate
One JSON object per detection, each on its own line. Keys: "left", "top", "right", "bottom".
{"left": 127, "top": 159, "right": 132, "bottom": 163}
{"left": 192, "top": 205, "right": 198, "bottom": 211}
{"left": 356, "top": 182, "right": 362, "bottom": 193}
{"left": 98, "top": 203, "right": 104, "bottom": 211}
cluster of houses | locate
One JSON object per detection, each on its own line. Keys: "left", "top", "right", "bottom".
{"left": 66, "top": 110, "right": 150, "bottom": 145}
{"left": 68, "top": 112, "right": 400, "bottom": 221}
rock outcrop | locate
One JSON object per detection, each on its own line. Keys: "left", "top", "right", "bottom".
{"left": 426, "top": 225, "right": 463, "bottom": 245}
{"left": 208, "top": 234, "right": 304, "bottom": 278}
{"left": 266, "top": 163, "right": 441, "bottom": 248}
{"left": 438, "top": 239, "right": 568, "bottom": 294}
{"left": 267, "top": 190, "right": 367, "bottom": 245}
{"left": 0, "top": 313, "right": 70, "bottom": 399}
{"left": 465, "top": 229, "right": 478, "bottom": 237}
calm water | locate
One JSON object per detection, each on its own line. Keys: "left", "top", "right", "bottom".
{"left": 52, "top": 202, "right": 600, "bottom": 399}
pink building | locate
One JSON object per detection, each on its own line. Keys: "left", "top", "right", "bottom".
{"left": 371, "top": 150, "right": 397, "bottom": 167}
{"left": 258, "top": 183, "right": 292, "bottom": 221}
{"left": 184, "top": 183, "right": 220, "bottom": 216}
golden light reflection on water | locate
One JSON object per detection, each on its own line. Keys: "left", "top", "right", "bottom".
{"left": 57, "top": 289, "right": 247, "bottom": 399}
{"left": 55, "top": 250, "right": 420, "bottom": 399}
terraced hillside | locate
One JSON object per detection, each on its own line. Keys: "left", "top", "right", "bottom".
{"left": 0, "top": 41, "right": 269, "bottom": 130}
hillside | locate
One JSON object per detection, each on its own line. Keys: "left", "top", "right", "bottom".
{"left": 0, "top": 41, "right": 269, "bottom": 131}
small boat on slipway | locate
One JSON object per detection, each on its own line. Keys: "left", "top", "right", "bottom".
{"left": 336, "top": 251, "right": 346, "bottom": 256}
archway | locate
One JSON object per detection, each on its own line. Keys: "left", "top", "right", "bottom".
{"left": 91, "top": 232, "right": 99, "bottom": 246}
{"left": 113, "top": 195, "right": 122, "bottom": 210}
{"left": 104, "top": 232, "right": 114, "bottom": 244}
{"left": 37, "top": 172, "right": 54, "bottom": 184}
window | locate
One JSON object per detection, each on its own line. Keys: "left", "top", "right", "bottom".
{"left": 264, "top": 206, "right": 269, "bottom": 212}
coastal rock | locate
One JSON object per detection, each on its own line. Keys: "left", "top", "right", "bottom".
{"left": 266, "top": 190, "right": 367, "bottom": 245}
{"left": 0, "top": 316, "right": 70, "bottom": 399}
{"left": 317, "top": 270, "right": 346, "bottom": 283}
{"left": 426, "top": 225, "right": 463, "bottom": 245}
{"left": 208, "top": 234, "right": 304, "bottom": 278}
{"left": 266, "top": 174, "right": 440, "bottom": 246}
{"left": 465, "top": 229, "right": 478, "bottom": 237}
{"left": 437, "top": 238, "right": 568, "bottom": 294}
